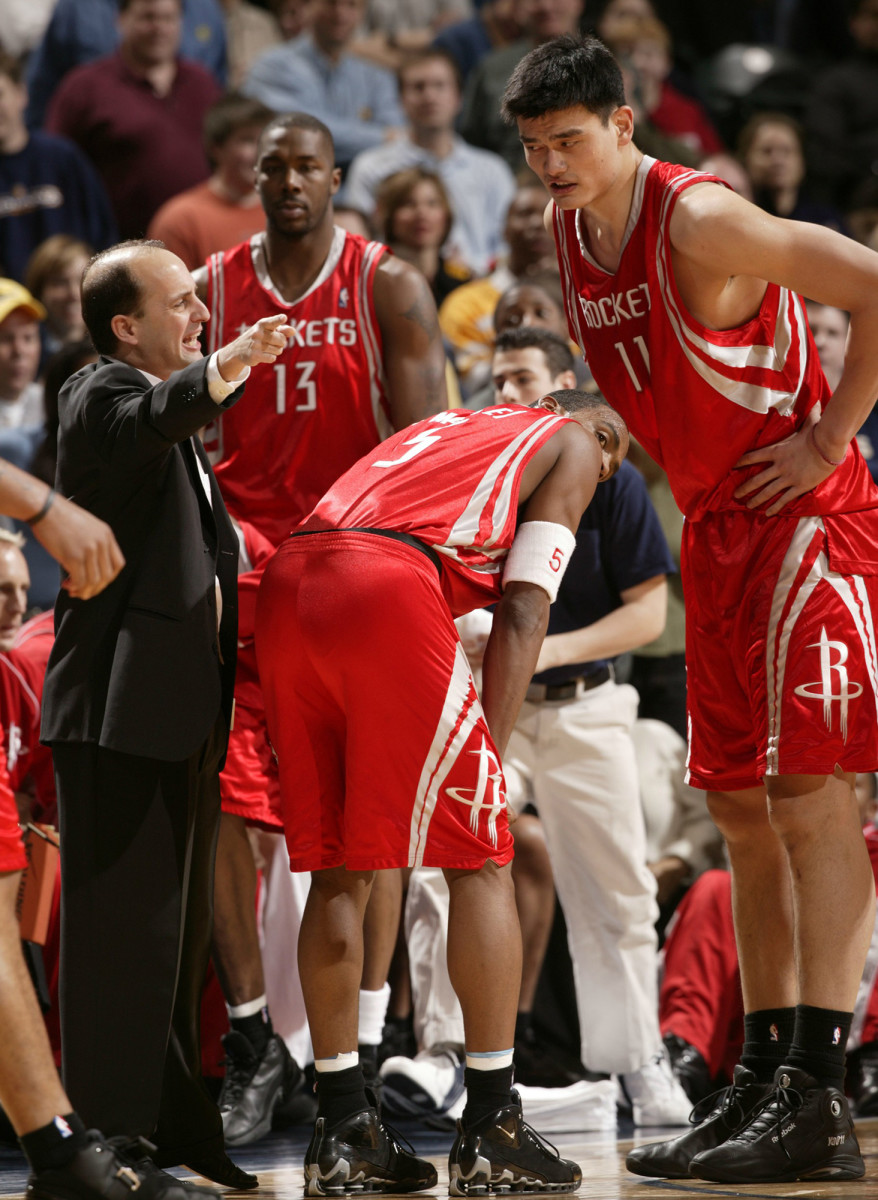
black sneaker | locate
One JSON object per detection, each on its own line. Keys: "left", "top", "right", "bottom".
{"left": 448, "top": 1090, "right": 581, "bottom": 1196}
{"left": 625, "top": 1064, "right": 770, "bottom": 1178}
{"left": 689, "top": 1065, "right": 865, "bottom": 1183}
{"left": 219, "top": 1030, "right": 313, "bottom": 1145}
{"left": 27, "top": 1132, "right": 219, "bottom": 1200}
{"left": 513, "top": 1029, "right": 584, "bottom": 1089}
{"left": 662, "top": 1033, "right": 714, "bottom": 1104}
{"left": 303, "top": 1107, "right": 437, "bottom": 1196}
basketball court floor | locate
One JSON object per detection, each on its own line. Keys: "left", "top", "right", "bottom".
{"left": 1, "top": 1117, "right": 875, "bottom": 1198}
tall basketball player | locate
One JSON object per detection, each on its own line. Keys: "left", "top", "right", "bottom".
{"left": 503, "top": 33, "right": 878, "bottom": 1186}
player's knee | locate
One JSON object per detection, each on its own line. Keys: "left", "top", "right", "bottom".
{"left": 705, "top": 788, "right": 768, "bottom": 842}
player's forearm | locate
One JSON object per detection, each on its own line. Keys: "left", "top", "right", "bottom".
{"left": 480, "top": 584, "right": 549, "bottom": 758}
{"left": 812, "top": 309, "right": 878, "bottom": 460}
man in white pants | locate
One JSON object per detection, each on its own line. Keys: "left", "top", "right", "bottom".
{"left": 381, "top": 326, "right": 693, "bottom": 1126}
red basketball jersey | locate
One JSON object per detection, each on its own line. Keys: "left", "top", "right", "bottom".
{"left": 7, "top": 610, "right": 56, "bottom": 820}
{"left": 553, "top": 156, "right": 878, "bottom": 523}
{"left": 204, "top": 229, "right": 392, "bottom": 544}
{"left": 304, "top": 404, "right": 569, "bottom": 616}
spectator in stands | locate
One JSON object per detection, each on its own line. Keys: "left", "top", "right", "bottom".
{"left": 0, "top": 52, "right": 115, "bottom": 284}
{"left": 374, "top": 168, "right": 473, "bottom": 306}
{"left": 804, "top": 0, "right": 878, "bottom": 209}
{"left": 603, "top": 17, "right": 724, "bottom": 158}
{"left": 0, "top": 281, "right": 45, "bottom": 465}
{"left": 343, "top": 48, "right": 516, "bottom": 274}
{"left": 460, "top": 0, "right": 585, "bottom": 170}
{"left": 350, "top": 0, "right": 473, "bottom": 71}
{"left": 439, "top": 184, "right": 558, "bottom": 394}
{"left": 433, "top": 0, "right": 526, "bottom": 88}
{"left": 738, "top": 112, "right": 846, "bottom": 232}
{"left": 243, "top": 0, "right": 404, "bottom": 168}
{"left": 45, "top": 0, "right": 222, "bottom": 241}
{"left": 0, "top": 1, "right": 55, "bottom": 62}
{"left": 31, "top": 340, "right": 98, "bottom": 489}
{"left": 25, "top": 0, "right": 227, "bottom": 127}
{"left": 24, "top": 236, "right": 91, "bottom": 372}
{"left": 270, "top": 0, "right": 316, "bottom": 39}
{"left": 219, "top": 0, "right": 283, "bottom": 88}
{"left": 148, "top": 93, "right": 273, "bottom": 270}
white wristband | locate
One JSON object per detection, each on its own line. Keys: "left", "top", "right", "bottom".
{"left": 502, "top": 520, "right": 576, "bottom": 602}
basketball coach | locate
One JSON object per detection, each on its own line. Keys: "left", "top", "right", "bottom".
{"left": 41, "top": 240, "right": 292, "bottom": 1187}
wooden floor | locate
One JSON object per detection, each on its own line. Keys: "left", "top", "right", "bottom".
{"left": 1, "top": 1117, "right": 876, "bottom": 1199}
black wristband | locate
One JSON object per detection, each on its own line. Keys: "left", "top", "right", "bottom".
{"left": 26, "top": 487, "right": 56, "bottom": 526}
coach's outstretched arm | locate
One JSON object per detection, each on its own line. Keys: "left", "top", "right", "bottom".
{"left": 0, "top": 459, "right": 124, "bottom": 600}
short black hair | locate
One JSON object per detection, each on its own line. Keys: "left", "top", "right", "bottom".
{"left": 258, "top": 112, "right": 335, "bottom": 161}
{"left": 548, "top": 387, "right": 611, "bottom": 415}
{"left": 81, "top": 240, "right": 165, "bottom": 356}
{"left": 501, "top": 35, "right": 625, "bottom": 126}
{"left": 494, "top": 326, "right": 575, "bottom": 379}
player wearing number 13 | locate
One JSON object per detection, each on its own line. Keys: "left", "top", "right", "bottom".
{"left": 196, "top": 111, "right": 447, "bottom": 546}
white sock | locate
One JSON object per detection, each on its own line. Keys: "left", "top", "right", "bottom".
{"left": 227, "top": 994, "right": 268, "bottom": 1020}
{"left": 358, "top": 983, "right": 391, "bottom": 1046}
{"left": 466, "top": 1049, "right": 514, "bottom": 1071}
{"left": 314, "top": 1051, "right": 359, "bottom": 1073}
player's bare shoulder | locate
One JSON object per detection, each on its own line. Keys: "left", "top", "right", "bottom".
{"left": 373, "top": 253, "right": 440, "bottom": 334}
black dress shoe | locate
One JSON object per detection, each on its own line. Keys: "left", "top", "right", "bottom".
{"left": 27, "top": 1131, "right": 219, "bottom": 1200}
{"left": 182, "top": 1151, "right": 258, "bottom": 1191}
{"left": 626, "top": 1064, "right": 770, "bottom": 1179}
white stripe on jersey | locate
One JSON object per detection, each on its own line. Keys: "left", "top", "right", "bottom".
{"left": 408, "top": 643, "right": 482, "bottom": 867}
{"left": 764, "top": 517, "right": 878, "bottom": 773}
{"left": 0, "top": 654, "right": 40, "bottom": 724}
{"left": 765, "top": 516, "right": 823, "bottom": 774}
{"left": 358, "top": 240, "right": 393, "bottom": 442}
{"left": 655, "top": 173, "right": 807, "bottom": 416}
{"left": 207, "top": 251, "right": 223, "bottom": 355}
{"left": 439, "top": 413, "right": 564, "bottom": 563}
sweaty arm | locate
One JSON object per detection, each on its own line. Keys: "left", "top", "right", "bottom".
{"left": 670, "top": 184, "right": 878, "bottom": 513}
{"left": 373, "top": 256, "right": 448, "bottom": 428}
{"left": 480, "top": 421, "right": 603, "bottom": 757}
{"left": 534, "top": 574, "right": 668, "bottom": 675}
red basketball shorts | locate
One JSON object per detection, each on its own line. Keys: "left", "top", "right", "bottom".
{"left": 219, "top": 699, "right": 283, "bottom": 833}
{"left": 0, "top": 764, "right": 25, "bottom": 873}
{"left": 255, "top": 531, "right": 514, "bottom": 872}
{"left": 683, "top": 510, "right": 878, "bottom": 791}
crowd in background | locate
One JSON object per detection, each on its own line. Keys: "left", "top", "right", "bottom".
{"left": 4, "top": 0, "right": 878, "bottom": 1150}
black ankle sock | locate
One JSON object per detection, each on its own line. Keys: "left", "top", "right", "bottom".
{"left": 315, "top": 1064, "right": 370, "bottom": 1123}
{"left": 786, "top": 1004, "right": 852, "bottom": 1088}
{"left": 463, "top": 1065, "right": 514, "bottom": 1127}
{"left": 20, "top": 1113, "right": 88, "bottom": 1173}
{"left": 740, "top": 1007, "right": 796, "bottom": 1083}
{"left": 230, "top": 1007, "right": 273, "bottom": 1055}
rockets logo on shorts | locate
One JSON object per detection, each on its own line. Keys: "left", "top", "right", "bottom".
{"left": 445, "top": 736, "right": 507, "bottom": 848}
{"left": 793, "top": 627, "right": 863, "bottom": 741}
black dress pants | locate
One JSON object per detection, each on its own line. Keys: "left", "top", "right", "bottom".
{"left": 53, "top": 715, "right": 226, "bottom": 1164}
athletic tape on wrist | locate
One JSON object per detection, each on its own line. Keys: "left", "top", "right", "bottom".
{"left": 502, "top": 521, "right": 576, "bottom": 603}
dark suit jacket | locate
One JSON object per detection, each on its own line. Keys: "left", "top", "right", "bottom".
{"left": 42, "top": 356, "right": 240, "bottom": 762}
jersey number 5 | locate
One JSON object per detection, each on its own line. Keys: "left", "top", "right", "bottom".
{"left": 274, "top": 362, "right": 317, "bottom": 413}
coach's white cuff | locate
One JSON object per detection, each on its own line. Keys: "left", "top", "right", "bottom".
{"left": 207, "top": 352, "right": 250, "bottom": 403}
